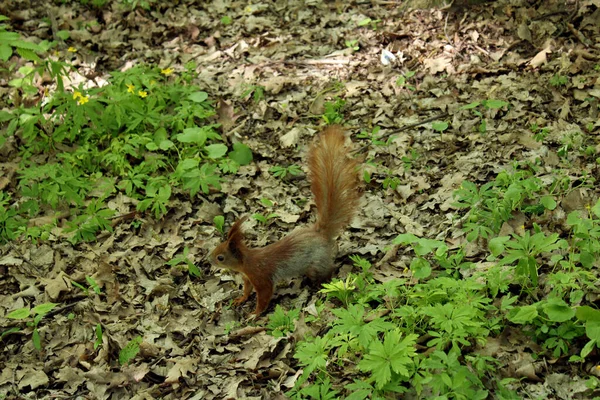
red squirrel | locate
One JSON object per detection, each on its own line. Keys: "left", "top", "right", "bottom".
{"left": 209, "top": 125, "right": 361, "bottom": 315}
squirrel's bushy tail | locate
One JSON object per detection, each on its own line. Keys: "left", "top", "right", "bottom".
{"left": 308, "top": 126, "right": 360, "bottom": 241}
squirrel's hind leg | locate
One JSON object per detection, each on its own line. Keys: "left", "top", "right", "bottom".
{"left": 251, "top": 276, "right": 274, "bottom": 315}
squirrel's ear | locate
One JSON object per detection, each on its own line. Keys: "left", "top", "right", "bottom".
{"left": 227, "top": 216, "right": 248, "bottom": 240}
{"left": 226, "top": 216, "right": 247, "bottom": 259}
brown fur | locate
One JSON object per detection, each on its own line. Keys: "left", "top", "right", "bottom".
{"left": 209, "top": 126, "right": 360, "bottom": 315}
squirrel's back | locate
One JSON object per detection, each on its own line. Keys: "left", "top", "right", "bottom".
{"left": 307, "top": 126, "right": 360, "bottom": 241}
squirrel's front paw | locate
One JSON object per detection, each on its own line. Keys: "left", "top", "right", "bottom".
{"left": 232, "top": 296, "right": 248, "bottom": 306}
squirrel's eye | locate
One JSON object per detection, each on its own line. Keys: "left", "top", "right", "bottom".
{"left": 217, "top": 254, "right": 225, "bottom": 262}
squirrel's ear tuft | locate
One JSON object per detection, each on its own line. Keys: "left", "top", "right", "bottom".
{"left": 227, "top": 216, "right": 248, "bottom": 240}
{"left": 226, "top": 216, "right": 248, "bottom": 259}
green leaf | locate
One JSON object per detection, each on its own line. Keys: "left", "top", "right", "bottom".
{"left": 461, "top": 101, "right": 480, "bottom": 110}
{"left": 188, "top": 91, "right": 208, "bottom": 103}
{"left": 6, "top": 307, "right": 30, "bottom": 319}
{"left": 392, "top": 233, "right": 418, "bottom": 245}
{"left": 31, "top": 303, "right": 58, "bottom": 316}
{"left": 94, "top": 324, "right": 103, "bottom": 350}
{"left": 214, "top": 215, "right": 224, "bottom": 232}
{"left": 591, "top": 199, "right": 600, "bottom": 219}
{"left": 176, "top": 127, "right": 207, "bottom": 145}
{"left": 205, "top": 143, "right": 228, "bottom": 159}
{"left": 489, "top": 236, "right": 510, "bottom": 256}
{"left": 410, "top": 257, "right": 431, "bottom": 279}
{"left": 541, "top": 196, "right": 556, "bottom": 210}
{"left": 484, "top": 99, "right": 509, "bottom": 109}
{"left": 358, "top": 330, "right": 417, "bottom": 389}
{"left": 119, "top": 336, "right": 143, "bottom": 365}
{"left": 17, "top": 47, "right": 40, "bottom": 62}
{"left": 580, "top": 251, "right": 594, "bottom": 268}
{"left": 0, "top": 31, "right": 20, "bottom": 42}
{"left": 431, "top": 121, "right": 448, "bottom": 132}
{"left": 228, "top": 142, "right": 253, "bottom": 165}
{"left": 577, "top": 306, "right": 600, "bottom": 322}
{"left": 57, "top": 30, "right": 70, "bottom": 40}
{"left": 586, "top": 321, "right": 600, "bottom": 343}
{"left": 507, "top": 305, "right": 538, "bottom": 324}
{"left": 581, "top": 339, "right": 596, "bottom": 358}
{"left": 32, "top": 328, "right": 41, "bottom": 350}
{"left": 1, "top": 327, "right": 21, "bottom": 340}
{"left": 0, "top": 44, "right": 12, "bottom": 62}
{"left": 188, "top": 262, "right": 201, "bottom": 277}
{"left": 543, "top": 298, "right": 575, "bottom": 322}
{"left": 159, "top": 139, "right": 174, "bottom": 150}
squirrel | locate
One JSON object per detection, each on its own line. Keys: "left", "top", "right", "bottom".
{"left": 209, "top": 125, "right": 361, "bottom": 315}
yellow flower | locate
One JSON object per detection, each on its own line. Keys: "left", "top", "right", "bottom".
{"left": 126, "top": 84, "right": 135, "bottom": 93}
{"left": 77, "top": 95, "right": 89, "bottom": 105}
{"left": 73, "top": 91, "right": 82, "bottom": 100}
{"left": 68, "top": 47, "right": 77, "bottom": 53}
{"left": 138, "top": 90, "right": 147, "bottom": 98}
{"left": 160, "top": 67, "right": 173, "bottom": 75}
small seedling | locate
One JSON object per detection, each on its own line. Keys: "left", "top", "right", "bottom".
{"left": 322, "top": 98, "right": 345, "bottom": 125}
{"left": 4, "top": 303, "right": 58, "bottom": 350}
{"left": 119, "top": 336, "right": 143, "bottom": 365}
{"left": 94, "top": 324, "right": 103, "bottom": 350}
{"left": 357, "top": 126, "right": 386, "bottom": 146}
{"left": 270, "top": 164, "right": 302, "bottom": 179}
{"left": 167, "top": 246, "right": 201, "bottom": 277}
{"left": 396, "top": 71, "right": 416, "bottom": 90}
{"left": 549, "top": 74, "right": 568, "bottom": 87}
{"left": 358, "top": 17, "right": 381, "bottom": 30}
{"left": 214, "top": 215, "right": 225, "bottom": 234}
{"left": 345, "top": 39, "right": 359, "bottom": 52}
{"left": 252, "top": 213, "right": 278, "bottom": 224}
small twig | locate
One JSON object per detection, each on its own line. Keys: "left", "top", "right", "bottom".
{"left": 353, "top": 112, "right": 450, "bottom": 154}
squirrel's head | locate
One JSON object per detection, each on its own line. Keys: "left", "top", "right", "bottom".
{"left": 210, "top": 217, "right": 247, "bottom": 272}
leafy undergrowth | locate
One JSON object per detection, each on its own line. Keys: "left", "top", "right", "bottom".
{"left": 2, "top": 0, "right": 600, "bottom": 399}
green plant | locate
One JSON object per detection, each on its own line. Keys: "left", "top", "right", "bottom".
{"left": 214, "top": 215, "right": 225, "bottom": 234}
{"left": 550, "top": 74, "right": 568, "bottom": 87}
{"left": 270, "top": 164, "right": 302, "bottom": 179}
{"left": 2, "top": 63, "right": 253, "bottom": 244}
{"left": 241, "top": 84, "right": 265, "bottom": 102}
{"left": 71, "top": 276, "right": 102, "bottom": 295}
{"left": 64, "top": 199, "right": 115, "bottom": 244}
{"left": 431, "top": 121, "right": 449, "bottom": 134}
{"left": 357, "top": 17, "right": 381, "bottom": 30}
{"left": 267, "top": 305, "right": 300, "bottom": 337}
{"left": 4, "top": 303, "right": 58, "bottom": 350}
{"left": 167, "top": 246, "right": 201, "bottom": 277}
{"left": 221, "top": 15, "right": 232, "bottom": 25}
{"left": 489, "top": 228, "right": 567, "bottom": 287}
{"left": 356, "top": 126, "right": 386, "bottom": 147}
{"left": 395, "top": 71, "right": 415, "bottom": 90}
{"left": 345, "top": 39, "right": 359, "bottom": 52}
{"left": 322, "top": 98, "right": 345, "bottom": 125}
{"left": 94, "top": 323, "right": 103, "bottom": 350}
{"left": 119, "top": 336, "right": 143, "bottom": 365}
{"left": 252, "top": 212, "right": 278, "bottom": 224}
{"left": 530, "top": 123, "right": 550, "bottom": 142}
{"left": 401, "top": 149, "right": 420, "bottom": 170}
{"left": 461, "top": 99, "right": 509, "bottom": 134}
{"left": 320, "top": 276, "right": 357, "bottom": 307}
{"left": 453, "top": 167, "right": 555, "bottom": 241}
